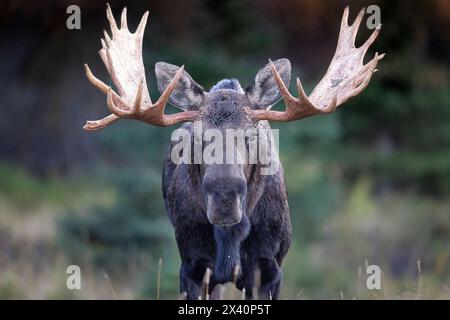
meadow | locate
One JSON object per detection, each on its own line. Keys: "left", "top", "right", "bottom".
{"left": 0, "top": 0, "right": 449, "bottom": 299}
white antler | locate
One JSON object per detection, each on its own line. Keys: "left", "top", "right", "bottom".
{"left": 252, "top": 7, "right": 385, "bottom": 122}
{"left": 84, "top": 4, "right": 198, "bottom": 130}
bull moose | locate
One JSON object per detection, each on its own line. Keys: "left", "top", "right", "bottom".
{"left": 83, "top": 4, "right": 383, "bottom": 299}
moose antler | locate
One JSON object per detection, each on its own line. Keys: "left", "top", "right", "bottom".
{"left": 251, "top": 7, "right": 385, "bottom": 122}
{"left": 83, "top": 4, "right": 198, "bottom": 130}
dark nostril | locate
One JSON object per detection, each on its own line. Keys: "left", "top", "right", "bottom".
{"left": 223, "top": 200, "right": 231, "bottom": 210}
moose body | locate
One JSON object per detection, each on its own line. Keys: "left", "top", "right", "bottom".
{"left": 157, "top": 69, "right": 294, "bottom": 299}
{"left": 163, "top": 130, "right": 291, "bottom": 298}
{"left": 163, "top": 117, "right": 291, "bottom": 299}
{"left": 84, "top": 5, "right": 383, "bottom": 299}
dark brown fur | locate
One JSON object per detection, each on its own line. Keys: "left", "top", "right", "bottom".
{"left": 157, "top": 59, "right": 292, "bottom": 299}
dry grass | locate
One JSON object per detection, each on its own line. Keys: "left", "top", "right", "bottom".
{"left": 0, "top": 175, "right": 448, "bottom": 300}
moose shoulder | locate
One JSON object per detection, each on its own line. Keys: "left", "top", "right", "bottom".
{"left": 83, "top": 4, "right": 383, "bottom": 299}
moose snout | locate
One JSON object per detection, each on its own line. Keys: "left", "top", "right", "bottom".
{"left": 202, "top": 169, "right": 247, "bottom": 227}
{"left": 206, "top": 193, "right": 244, "bottom": 226}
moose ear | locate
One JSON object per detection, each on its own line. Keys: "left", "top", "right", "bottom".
{"left": 155, "top": 62, "right": 205, "bottom": 111}
{"left": 246, "top": 58, "right": 291, "bottom": 110}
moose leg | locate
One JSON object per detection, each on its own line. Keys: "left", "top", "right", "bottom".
{"left": 258, "top": 257, "right": 282, "bottom": 299}
{"left": 237, "top": 174, "right": 291, "bottom": 300}
{"left": 238, "top": 256, "right": 282, "bottom": 300}
{"left": 175, "top": 222, "right": 216, "bottom": 299}
{"left": 179, "top": 258, "right": 214, "bottom": 299}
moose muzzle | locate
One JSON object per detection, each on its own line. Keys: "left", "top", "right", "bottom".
{"left": 202, "top": 165, "right": 247, "bottom": 227}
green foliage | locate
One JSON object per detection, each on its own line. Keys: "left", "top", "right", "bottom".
{"left": 0, "top": 162, "right": 65, "bottom": 209}
{"left": 57, "top": 124, "right": 182, "bottom": 297}
{"left": 56, "top": 0, "right": 450, "bottom": 296}
{"left": 1, "top": 0, "right": 449, "bottom": 299}
{"left": 339, "top": 59, "right": 450, "bottom": 194}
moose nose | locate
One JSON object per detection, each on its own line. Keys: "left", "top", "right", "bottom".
{"left": 206, "top": 193, "right": 243, "bottom": 226}
{"left": 202, "top": 168, "right": 247, "bottom": 227}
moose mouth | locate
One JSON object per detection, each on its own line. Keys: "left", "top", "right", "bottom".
{"left": 206, "top": 194, "right": 243, "bottom": 227}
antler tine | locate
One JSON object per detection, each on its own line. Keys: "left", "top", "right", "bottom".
{"left": 341, "top": 6, "right": 350, "bottom": 28}
{"left": 132, "top": 79, "right": 144, "bottom": 114}
{"left": 106, "top": 3, "right": 118, "bottom": 35}
{"left": 84, "top": 63, "right": 109, "bottom": 93}
{"left": 103, "top": 30, "right": 112, "bottom": 47}
{"left": 83, "top": 114, "right": 119, "bottom": 131}
{"left": 107, "top": 87, "right": 130, "bottom": 117}
{"left": 295, "top": 77, "right": 310, "bottom": 105}
{"left": 361, "top": 27, "right": 381, "bottom": 55}
{"left": 337, "top": 6, "right": 364, "bottom": 51}
{"left": 100, "top": 38, "right": 106, "bottom": 50}
{"left": 353, "top": 66, "right": 374, "bottom": 95}
{"left": 121, "top": 7, "right": 128, "bottom": 30}
{"left": 269, "top": 60, "right": 296, "bottom": 103}
{"left": 136, "top": 11, "right": 149, "bottom": 36}
{"left": 339, "top": 52, "right": 383, "bottom": 105}
{"left": 350, "top": 8, "right": 366, "bottom": 44}
{"left": 98, "top": 41, "right": 112, "bottom": 76}
{"left": 351, "top": 7, "right": 366, "bottom": 29}
{"left": 100, "top": 38, "right": 107, "bottom": 52}
{"left": 150, "top": 65, "right": 200, "bottom": 126}
{"left": 353, "top": 53, "right": 380, "bottom": 92}
{"left": 146, "top": 65, "right": 184, "bottom": 114}
{"left": 106, "top": 78, "right": 145, "bottom": 117}
{"left": 84, "top": 64, "right": 124, "bottom": 104}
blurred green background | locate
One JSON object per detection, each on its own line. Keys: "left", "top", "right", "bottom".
{"left": 0, "top": 0, "right": 449, "bottom": 299}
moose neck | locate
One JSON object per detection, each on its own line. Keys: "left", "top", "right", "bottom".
{"left": 213, "top": 213, "right": 250, "bottom": 283}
